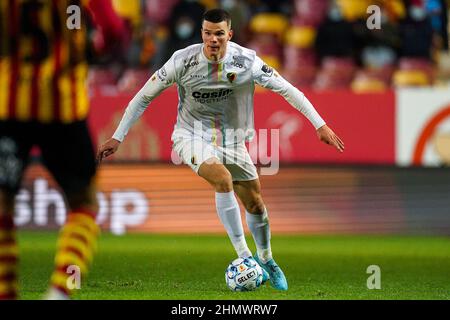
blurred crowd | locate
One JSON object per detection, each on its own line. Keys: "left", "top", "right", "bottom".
{"left": 87, "top": 0, "right": 450, "bottom": 92}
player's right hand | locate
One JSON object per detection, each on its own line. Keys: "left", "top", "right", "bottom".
{"left": 96, "top": 138, "right": 121, "bottom": 163}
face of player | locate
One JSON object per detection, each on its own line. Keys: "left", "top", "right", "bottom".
{"left": 201, "top": 20, "right": 233, "bottom": 61}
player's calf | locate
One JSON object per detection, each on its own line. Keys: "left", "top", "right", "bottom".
{"left": 47, "top": 209, "right": 100, "bottom": 299}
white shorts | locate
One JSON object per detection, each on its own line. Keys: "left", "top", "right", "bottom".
{"left": 172, "top": 136, "right": 258, "bottom": 181}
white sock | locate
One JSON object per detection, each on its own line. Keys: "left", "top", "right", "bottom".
{"left": 215, "top": 191, "right": 252, "bottom": 258}
{"left": 246, "top": 208, "right": 272, "bottom": 263}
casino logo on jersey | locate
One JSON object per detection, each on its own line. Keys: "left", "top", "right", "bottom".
{"left": 192, "top": 89, "right": 233, "bottom": 103}
{"left": 231, "top": 55, "right": 245, "bottom": 68}
{"left": 227, "top": 72, "right": 237, "bottom": 83}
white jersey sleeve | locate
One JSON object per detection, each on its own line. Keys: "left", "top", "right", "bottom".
{"left": 112, "top": 54, "right": 178, "bottom": 142}
{"left": 252, "top": 56, "right": 326, "bottom": 130}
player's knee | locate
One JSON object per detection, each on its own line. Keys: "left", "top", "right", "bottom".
{"left": 245, "top": 196, "right": 265, "bottom": 214}
{"left": 67, "top": 197, "right": 99, "bottom": 215}
{"left": 199, "top": 161, "right": 233, "bottom": 192}
{"left": 66, "top": 186, "right": 99, "bottom": 214}
{"left": 213, "top": 172, "right": 233, "bottom": 193}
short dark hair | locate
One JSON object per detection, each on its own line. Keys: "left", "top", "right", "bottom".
{"left": 202, "top": 8, "right": 231, "bottom": 28}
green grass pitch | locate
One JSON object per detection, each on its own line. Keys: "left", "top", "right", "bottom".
{"left": 17, "top": 231, "right": 450, "bottom": 300}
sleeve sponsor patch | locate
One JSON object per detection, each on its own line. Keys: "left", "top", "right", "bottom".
{"left": 157, "top": 66, "right": 167, "bottom": 81}
{"left": 261, "top": 64, "right": 273, "bottom": 76}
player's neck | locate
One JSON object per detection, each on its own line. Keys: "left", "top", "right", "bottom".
{"left": 203, "top": 46, "right": 227, "bottom": 62}
{"left": 209, "top": 54, "right": 221, "bottom": 62}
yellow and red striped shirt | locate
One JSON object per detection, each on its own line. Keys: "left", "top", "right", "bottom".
{"left": 0, "top": 0, "right": 89, "bottom": 123}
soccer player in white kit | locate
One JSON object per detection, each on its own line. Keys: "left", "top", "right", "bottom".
{"left": 98, "top": 9, "right": 345, "bottom": 291}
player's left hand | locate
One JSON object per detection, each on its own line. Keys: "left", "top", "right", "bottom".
{"left": 316, "top": 125, "right": 345, "bottom": 153}
{"left": 96, "top": 138, "right": 121, "bottom": 164}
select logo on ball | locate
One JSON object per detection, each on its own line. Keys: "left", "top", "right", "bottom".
{"left": 237, "top": 270, "right": 256, "bottom": 284}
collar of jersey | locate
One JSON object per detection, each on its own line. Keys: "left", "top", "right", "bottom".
{"left": 200, "top": 42, "right": 231, "bottom": 64}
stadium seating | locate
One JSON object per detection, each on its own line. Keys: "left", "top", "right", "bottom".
{"left": 336, "top": 0, "right": 372, "bottom": 21}
{"left": 313, "top": 57, "right": 356, "bottom": 90}
{"left": 247, "top": 12, "right": 290, "bottom": 69}
{"left": 292, "top": 0, "right": 328, "bottom": 26}
{"left": 393, "top": 57, "right": 435, "bottom": 87}
{"left": 144, "top": 0, "right": 179, "bottom": 24}
{"left": 283, "top": 47, "right": 317, "bottom": 69}
{"left": 284, "top": 25, "right": 317, "bottom": 49}
{"left": 112, "top": 0, "right": 142, "bottom": 27}
{"left": 382, "top": 0, "right": 407, "bottom": 20}
{"left": 392, "top": 70, "right": 431, "bottom": 87}
{"left": 282, "top": 24, "right": 318, "bottom": 88}
{"left": 398, "top": 57, "right": 435, "bottom": 81}
{"left": 351, "top": 69, "right": 389, "bottom": 93}
{"left": 283, "top": 65, "right": 317, "bottom": 88}
{"left": 90, "top": 0, "right": 442, "bottom": 91}
{"left": 247, "top": 33, "right": 283, "bottom": 70}
{"left": 249, "top": 13, "right": 290, "bottom": 39}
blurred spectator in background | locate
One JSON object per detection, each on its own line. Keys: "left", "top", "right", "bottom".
{"left": 143, "top": 0, "right": 180, "bottom": 72}
{"left": 110, "top": 0, "right": 162, "bottom": 92}
{"left": 391, "top": 0, "right": 436, "bottom": 87}
{"left": 219, "top": 0, "right": 251, "bottom": 44}
{"left": 399, "top": 0, "right": 434, "bottom": 60}
{"left": 112, "top": 0, "right": 146, "bottom": 68}
{"left": 84, "top": 0, "right": 450, "bottom": 90}
{"left": 358, "top": 7, "right": 400, "bottom": 70}
{"left": 247, "top": 0, "right": 292, "bottom": 16}
{"left": 315, "top": 1, "right": 357, "bottom": 63}
{"left": 292, "top": 0, "right": 328, "bottom": 26}
{"left": 312, "top": 1, "right": 357, "bottom": 90}
{"left": 350, "top": 4, "right": 402, "bottom": 92}
{"left": 425, "top": 0, "right": 449, "bottom": 51}
{"left": 87, "top": 0, "right": 132, "bottom": 66}
{"left": 145, "top": 0, "right": 180, "bottom": 25}
{"left": 161, "top": 0, "right": 207, "bottom": 63}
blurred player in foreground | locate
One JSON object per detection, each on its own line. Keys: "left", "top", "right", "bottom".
{"left": 0, "top": 0, "right": 128, "bottom": 299}
{"left": 98, "top": 8, "right": 344, "bottom": 291}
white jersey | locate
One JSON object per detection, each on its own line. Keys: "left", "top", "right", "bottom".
{"left": 113, "top": 41, "right": 325, "bottom": 146}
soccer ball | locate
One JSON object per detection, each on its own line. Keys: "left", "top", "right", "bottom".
{"left": 225, "top": 257, "right": 263, "bottom": 291}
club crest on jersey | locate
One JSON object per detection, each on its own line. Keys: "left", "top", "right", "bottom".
{"left": 227, "top": 72, "right": 236, "bottom": 83}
